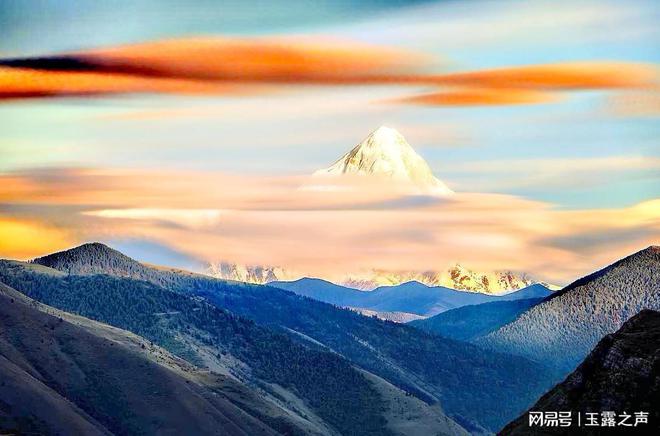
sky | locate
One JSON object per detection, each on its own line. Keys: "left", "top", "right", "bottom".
{"left": 0, "top": 0, "right": 659, "bottom": 285}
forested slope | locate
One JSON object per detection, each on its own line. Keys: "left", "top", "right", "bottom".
{"left": 409, "top": 298, "right": 543, "bottom": 341}
{"left": 0, "top": 261, "right": 391, "bottom": 436}
{"left": 0, "top": 282, "right": 318, "bottom": 436}
{"left": 479, "top": 246, "right": 660, "bottom": 372}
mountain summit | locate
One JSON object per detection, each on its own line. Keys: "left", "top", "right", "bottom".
{"left": 314, "top": 126, "right": 453, "bottom": 195}
{"left": 32, "top": 242, "right": 143, "bottom": 276}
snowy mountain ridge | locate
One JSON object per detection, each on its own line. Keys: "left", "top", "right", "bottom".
{"left": 206, "top": 261, "right": 544, "bottom": 294}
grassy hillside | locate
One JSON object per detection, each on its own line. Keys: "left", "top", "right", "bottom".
{"left": 0, "top": 282, "right": 317, "bottom": 436}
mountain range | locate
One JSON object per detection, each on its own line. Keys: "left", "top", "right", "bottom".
{"left": 9, "top": 243, "right": 555, "bottom": 432}
{"left": 0, "top": 282, "right": 320, "bottom": 436}
{"left": 3, "top": 257, "right": 391, "bottom": 435}
{"left": 270, "top": 278, "right": 552, "bottom": 317}
{"left": 206, "top": 261, "right": 538, "bottom": 293}
{"left": 1, "top": 242, "right": 658, "bottom": 434}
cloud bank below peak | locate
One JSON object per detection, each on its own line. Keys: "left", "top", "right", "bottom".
{"left": 0, "top": 167, "right": 657, "bottom": 285}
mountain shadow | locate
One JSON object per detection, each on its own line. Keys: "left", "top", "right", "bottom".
{"left": 501, "top": 309, "right": 660, "bottom": 435}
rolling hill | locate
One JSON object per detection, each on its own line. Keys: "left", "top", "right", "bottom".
{"left": 478, "top": 246, "right": 660, "bottom": 372}
{"left": 0, "top": 282, "right": 322, "bottom": 436}
{"left": 0, "top": 261, "right": 394, "bottom": 435}
{"left": 21, "top": 243, "right": 557, "bottom": 432}
{"left": 408, "top": 298, "right": 544, "bottom": 341}
{"left": 501, "top": 309, "right": 660, "bottom": 435}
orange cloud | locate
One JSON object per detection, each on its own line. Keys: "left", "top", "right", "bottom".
{"left": 0, "top": 66, "right": 254, "bottom": 100}
{"left": 428, "top": 62, "right": 658, "bottom": 90}
{"left": 0, "top": 37, "right": 424, "bottom": 101}
{"left": 390, "top": 87, "right": 558, "bottom": 106}
{"left": 79, "top": 37, "right": 425, "bottom": 83}
{"left": 1, "top": 37, "right": 657, "bottom": 106}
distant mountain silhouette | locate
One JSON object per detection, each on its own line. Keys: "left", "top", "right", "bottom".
{"left": 478, "top": 246, "right": 660, "bottom": 372}
{"left": 270, "top": 277, "right": 364, "bottom": 305}
{"left": 271, "top": 278, "right": 552, "bottom": 317}
{"left": 501, "top": 309, "right": 660, "bottom": 435}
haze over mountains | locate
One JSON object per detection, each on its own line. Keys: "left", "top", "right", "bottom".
{"left": 271, "top": 278, "right": 552, "bottom": 318}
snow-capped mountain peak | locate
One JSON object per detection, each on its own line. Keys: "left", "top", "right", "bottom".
{"left": 313, "top": 126, "right": 453, "bottom": 195}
